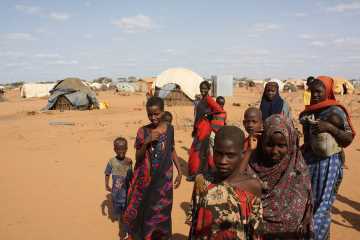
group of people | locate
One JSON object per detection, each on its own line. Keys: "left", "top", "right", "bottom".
{"left": 104, "top": 76, "right": 355, "bottom": 240}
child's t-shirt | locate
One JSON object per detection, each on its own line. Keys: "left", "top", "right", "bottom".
{"left": 104, "top": 157, "right": 133, "bottom": 208}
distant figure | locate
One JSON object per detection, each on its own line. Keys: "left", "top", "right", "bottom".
{"left": 104, "top": 137, "right": 133, "bottom": 239}
{"left": 209, "top": 96, "right": 227, "bottom": 149}
{"left": 188, "top": 126, "right": 263, "bottom": 240}
{"left": 303, "top": 76, "right": 314, "bottom": 106}
{"left": 299, "top": 76, "right": 355, "bottom": 239}
{"left": 188, "top": 81, "right": 223, "bottom": 180}
{"left": 260, "top": 79, "right": 291, "bottom": 121}
{"left": 124, "top": 97, "right": 181, "bottom": 239}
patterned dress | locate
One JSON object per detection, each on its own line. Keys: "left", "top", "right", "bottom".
{"left": 189, "top": 177, "right": 263, "bottom": 240}
{"left": 104, "top": 157, "right": 133, "bottom": 217}
{"left": 301, "top": 106, "right": 353, "bottom": 240}
{"left": 124, "top": 124, "right": 174, "bottom": 240}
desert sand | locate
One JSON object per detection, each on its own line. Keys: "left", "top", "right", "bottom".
{"left": 0, "top": 87, "right": 359, "bottom": 239}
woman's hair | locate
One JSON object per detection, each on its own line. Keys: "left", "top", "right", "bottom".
{"left": 200, "top": 80, "right": 211, "bottom": 89}
{"left": 146, "top": 96, "right": 164, "bottom": 111}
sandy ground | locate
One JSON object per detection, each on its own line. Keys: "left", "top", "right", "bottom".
{"left": 0, "top": 87, "right": 359, "bottom": 239}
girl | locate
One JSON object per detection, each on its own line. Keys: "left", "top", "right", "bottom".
{"left": 299, "top": 76, "right": 355, "bottom": 240}
{"left": 188, "top": 81, "right": 223, "bottom": 180}
{"left": 250, "top": 114, "right": 313, "bottom": 239}
{"left": 260, "top": 79, "right": 291, "bottom": 121}
{"left": 123, "top": 97, "right": 182, "bottom": 240}
{"left": 189, "top": 126, "right": 262, "bottom": 240}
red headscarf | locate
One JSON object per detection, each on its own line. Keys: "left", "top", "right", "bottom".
{"left": 300, "top": 76, "right": 356, "bottom": 136}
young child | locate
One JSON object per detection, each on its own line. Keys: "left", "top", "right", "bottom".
{"left": 209, "top": 96, "right": 227, "bottom": 153}
{"left": 188, "top": 126, "right": 263, "bottom": 240}
{"left": 104, "top": 137, "right": 133, "bottom": 239}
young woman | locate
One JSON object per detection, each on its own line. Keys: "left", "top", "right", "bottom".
{"left": 250, "top": 114, "right": 313, "bottom": 239}
{"left": 123, "top": 97, "right": 182, "bottom": 240}
{"left": 189, "top": 126, "right": 263, "bottom": 240}
{"left": 188, "top": 81, "right": 223, "bottom": 180}
{"left": 299, "top": 76, "right": 355, "bottom": 240}
{"left": 260, "top": 79, "right": 292, "bottom": 121}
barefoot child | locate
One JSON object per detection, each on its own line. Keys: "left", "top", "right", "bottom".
{"left": 104, "top": 137, "right": 133, "bottom": 239}
{"left": 189, "top": 126, "right": 263, "bottom": 240}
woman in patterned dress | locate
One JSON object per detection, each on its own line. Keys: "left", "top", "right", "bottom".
{"left": 250, "top": 114, "right": 313, "bottom": 239}
{"left": 189, "top": 126, "right": 263, "bottom": 240}
{"left": 299, "top": 76, "right": 355, "bottom": 240}
{"left": 123, "top": 97, "right": 182, "bottom": 240}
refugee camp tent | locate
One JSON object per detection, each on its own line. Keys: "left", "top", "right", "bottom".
{"left": 116, "top": 82, "right": 135, "bottom": 93}
{"left": 157, "top": 83, "right": 193, "bottom": 106}
{"left": 135, "top": 77, "right": 156, "bottom": 93}
{"left": 155, "top": 68, "right": 203, "bottom": 101}
{"left": 20, "top": 83, "right": 55, "bottom": 98}
{"left": 0, "top": 86, "right": 5, "bottom": 102}
{"left": 333, "top": 77, "right": 355, "bottom": 95}
{"left": 45, "top": 78, "right": 99, "bottom": 110}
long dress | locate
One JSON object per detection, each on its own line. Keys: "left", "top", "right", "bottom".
{"left": 188, "top": 96, "right": 223, "bottom": 177}
{"left": 300, "top": 106, "right": 354, "bottom": 240}
{"left": 188, "top": 177, "right": 263, "bottom": 240}
{"left": 124, "top": 124, "right": 174, "bottom": 240}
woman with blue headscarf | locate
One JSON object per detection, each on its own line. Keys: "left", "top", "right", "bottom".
{"left": 260, "top": 79, "right": 292, "bottom": 121}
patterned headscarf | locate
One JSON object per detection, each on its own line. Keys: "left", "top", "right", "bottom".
{"left": 250, "top": 114, "right": 313, "bottom": 237}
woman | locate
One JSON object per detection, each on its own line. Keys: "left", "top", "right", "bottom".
{"left": 250, "top": 114, "right": 313, "bottom": 239}
{"left": 189, "top": 126, "right": 263, "bottom": 240}
{"left": 260, "top": 79, "right": 292, "bottom": 121}
{"left": 299, "top": 76, "right": 355, "bottom": 240}
{"left": 123, "top": 97, "right": 182, "bottom": 240}
{"left": 188, "top": 81, "right": 223, "bottom": 180}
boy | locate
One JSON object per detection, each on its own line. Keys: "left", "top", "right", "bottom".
{"left": 104, "top": 137, "right": 133, "bottom": 239}
{"left": 188, "top": 126, "right": 262, "bottom": 239}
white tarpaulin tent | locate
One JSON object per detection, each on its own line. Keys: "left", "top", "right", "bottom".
{"left": 20, "top": 83, "right": 56, "bottom": 98}
{"left": 216, "top": 75, "right": 233, "bottom": 96}
{"left": 155, "top": 68, "right": 203, "bottom": 100}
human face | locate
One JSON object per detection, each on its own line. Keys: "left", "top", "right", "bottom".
{"left": 265, "top": 83, "right": 278, "bottom": 101}
{"left": 310, "top": 82, "right": 326, "bottom": 104}
{"left": 200, "top": 84, "right": 210, "bottom": 98}
{"left": 263, "top": 132, "right": 288, "bottom": 165}
{"left": 147, "top": 105, "right": 163, "bottom": 127}
{"left": 213, "top": 138, "right": 242, "bottom": 179}
{"left": 114, "top": 142, "right": 127, "bottom": 159}
{"left": 243, "top": 112, "right": 262, "bottom": 134}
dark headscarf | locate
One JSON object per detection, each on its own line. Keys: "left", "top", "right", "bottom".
{"left": 260, "top": 81, "right": 284, "bottom": 121}
{"left": 250, "top": 114, "right": 313, "bottom": 238}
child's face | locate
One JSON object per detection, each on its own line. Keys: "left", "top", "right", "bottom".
{"left": 243, "top": 111, "right": 262, "bottom": 134}
{"left": 147, "top": 105, "right": 163, "bottom": 127}
{"left": 114, "top": 142, "right": 127, "bottom": 159}
{"left": 264, "top": 83, "right": 278, "bottom": 101}
{"left": 213, "top": 138, "right": 242, "bottom": 179}
{"left": 310, "top": 82, "right": 326, "bottom": 104}
{"left": 263, "top": 132, "right": 288, "bottom": 165}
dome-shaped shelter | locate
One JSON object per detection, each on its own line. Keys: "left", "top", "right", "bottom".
{"left": 154, "top": 68, "right": 203, "bottom": 100}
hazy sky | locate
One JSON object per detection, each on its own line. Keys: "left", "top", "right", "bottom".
{"left": 1, "top": 0, "right": 360, "bottom": 83}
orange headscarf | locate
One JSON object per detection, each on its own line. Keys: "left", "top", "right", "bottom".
{"left": 300, "top": 76, "right": 356, "bottom": 136}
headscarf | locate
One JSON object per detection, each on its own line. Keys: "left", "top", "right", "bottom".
{"left": 250, "top": 114, "right": 313, "bottom": 237}
{"left": 260, "top": 79, "right": 284, "bottom": 121}
{"left": 300, "top": 76, "right": 356, "bottom": 136}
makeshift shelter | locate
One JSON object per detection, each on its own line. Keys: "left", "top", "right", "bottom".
{"left": 45, "top": 78, "right": 99, "bottom": 111}
{"left": 154, "top": 68, "right": 203, "bottom": 102}
{"left": 116, "top": 82, "right": 135, "bottom": 93}
{"left": 135, "top": 77, "right": 156, "bottom": 93}
{"left": 333, "top": 77, "right": 354, "bottom": 95}
{"left": 157, "top": 83, "right": 193, "bottom": 106}
{"left": 20, "top": 83, "right": 55, "bottom": 98}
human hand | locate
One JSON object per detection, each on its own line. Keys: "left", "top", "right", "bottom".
{"left": 106, "top": 185, "right": 112, "bottom": 192}
{"left": 174, "top": 173, "right": 182, "bottom": 189}
{"left": 145, "top": 130, "right": 161, "bottom": 144}
{"left": 311, "top": 120, "right": 332, "bottom": 135}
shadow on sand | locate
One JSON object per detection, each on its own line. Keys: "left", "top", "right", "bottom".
{"left": 331, "top": 193, "right": 360, "bottom": 231}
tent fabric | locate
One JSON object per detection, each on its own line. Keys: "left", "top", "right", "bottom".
{"left": 333, "top": 77, "right": 354, "bottom": 94}
{"left": 20, "top": 83, "right": 55, "bottom": 98}
{"left": 116, "top": 82, "right": 135, "bottom": 92}
{"left": 45, "top": 78, "right": 99, "bottom": 110}
{"left": 158, "top": 83, "right": 177, "bottom": 99}
{"left": 155, "top": 68, "right": 203, "bottom": 100}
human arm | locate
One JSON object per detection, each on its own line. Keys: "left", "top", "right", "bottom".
{"left": 239, "top": 135, "right": 258, "bottom": 172}
{"left": 172, "top": 150, "right": 182, "bottom": 189}
{"left": 205, "top": 96, "right": 223, "bottom": 113}
{"left": 135, "top": 128, "right": 160, "bottom": 163}
{"left": 104, "top": 162, "right": 112, "bottom": 192}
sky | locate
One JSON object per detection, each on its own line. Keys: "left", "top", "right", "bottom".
{"left": 1, "top": 0, "right": 360, "bottom": 83}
